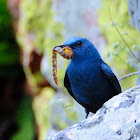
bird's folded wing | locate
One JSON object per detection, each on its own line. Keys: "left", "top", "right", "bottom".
{"left": 64, "top": 72, "right": 76, "bottom": 100}
{"left": 101, "top": 63, "right": 122, "bottom": 94}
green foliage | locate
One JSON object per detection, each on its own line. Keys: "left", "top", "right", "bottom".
{"left": 0, "top": 0, "right": 19, "bottom": 66}
{"left": 12, "top": 95, "right": 35, "bottom": 140}
{"left": 0, "top": 0, "right": 12, "bottom": 33}
{"left": 0, "top": 1, "right": 36, "bottom": 140}
{"left": 98, "top": 0, "right": 140, "bottom": 90}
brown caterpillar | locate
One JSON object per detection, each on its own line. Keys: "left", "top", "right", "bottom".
{"left": 52, "top": 46, "right": 74, "bottom": 86}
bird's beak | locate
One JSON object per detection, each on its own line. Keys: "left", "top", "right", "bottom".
{"left": 53, "top": 45, "right": 74, "bottom": 59}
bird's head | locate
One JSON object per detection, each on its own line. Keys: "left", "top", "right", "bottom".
{"left": 64, "top": 37, "right": 91, "bottom": 58}
{"left": 53, "top": 37, "right": 101, "bottom": 61}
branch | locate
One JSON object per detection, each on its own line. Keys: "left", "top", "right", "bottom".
{"left": 119, "top": 71, "right": 140, "bottom": 81}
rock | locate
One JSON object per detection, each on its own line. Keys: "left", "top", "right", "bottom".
{"left": 46, "top": 86, "right": 140, "bottom": 140}
{"left": 128, "top": 0, "right": 140, "bottom": 33}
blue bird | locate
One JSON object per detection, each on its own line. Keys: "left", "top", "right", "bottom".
{"left": 60, "top": 37, "right": 121, "bottom": 118}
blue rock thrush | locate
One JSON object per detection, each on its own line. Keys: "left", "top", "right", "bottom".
{"left": 57, "top": 37, "right": 121, "bottom": 118}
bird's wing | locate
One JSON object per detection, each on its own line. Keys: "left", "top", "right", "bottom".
{"left": 101, "top": 63, "right": 122, "bottom": 94}
{"left": 64, "top": 72, "right": 76, "bottom": 100}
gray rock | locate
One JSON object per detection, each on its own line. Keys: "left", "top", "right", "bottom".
{"left": 46, "top": 86, "right": 140, "bottom": 140}
{"left": 128, "top": 0, "right": 140, "bottom": 33}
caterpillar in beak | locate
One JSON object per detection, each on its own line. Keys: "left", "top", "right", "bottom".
{"left": 52, "top": 46, "right": 74, "bottom": 86}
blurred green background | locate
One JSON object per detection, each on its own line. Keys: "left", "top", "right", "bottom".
{"left": 0, "top": 0, "right": 140, "bottom": 140}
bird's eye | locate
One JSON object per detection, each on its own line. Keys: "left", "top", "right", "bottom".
{"left": 77, "top": 41, "right": 82, "bottom": 46}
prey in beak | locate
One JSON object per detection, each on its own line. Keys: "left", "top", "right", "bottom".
{"left": 52, "top": 45, "right": 74, "bottom": 86}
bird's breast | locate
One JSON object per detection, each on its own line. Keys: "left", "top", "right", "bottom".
{"left": 67, "top": 61, "right": 101, "bottom": 89}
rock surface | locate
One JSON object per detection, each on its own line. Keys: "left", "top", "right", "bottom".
{"left": 128, "top": 0, "right": 140, "bottom": 33}
{"left": 46, "top": 86, "right": 140, "bottom": 140}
